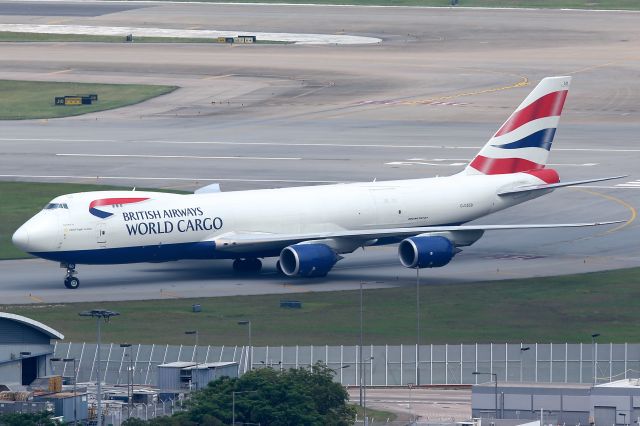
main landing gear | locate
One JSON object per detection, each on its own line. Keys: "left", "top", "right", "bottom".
{"left": 232, "top": 258, "right": 262, "bottom": 274}
{"left": 62, "top": 263, "right": 80, "bottom": 289}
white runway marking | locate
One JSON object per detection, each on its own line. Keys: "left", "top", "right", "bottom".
{"left": 3, "top": 138, "right": 640, "bottom": 153}
{"left": 143, "top": 141, "right": 640, "bottom": 153}
{"left": 147, "top": 141, "right": 481, "bottom": 149}
{"left": 0, "top": 23, "right": 381, "bottom": 45}
{"left": 0, "top": 138, "right": 115, "bottom": 142}
{"left": 386, "top": 161, "right": 467, "bottom": 166}
{"left": 555, "top": 148, "right": 640, "bottom": 152}
{"left": 0, "top": 174, "right": 342, "bottom": 184}
{"left": 579, "top": 185, "right": 639, "bottom": 190}
{"left": 387, "top": 160, "right": 598, "bottom": 167}
{"left": 56, "top": 153, "right": 301, "bottom": 160}
{"left": 547, "top": 163, "right": 598, "bottom": 166}
{"left": 616, "top": 180, "right": 640, "bottom": 188}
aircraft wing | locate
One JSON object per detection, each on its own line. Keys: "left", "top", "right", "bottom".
{"left": 212, "top": 220, "right": 622, "bottom": 252}
{"left": 497, "top": 175, "right": 626, "bottom": 196}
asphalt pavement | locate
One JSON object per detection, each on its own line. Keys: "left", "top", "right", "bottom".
{"left": 0, "top": 1, "right": 638, "bottom": 302}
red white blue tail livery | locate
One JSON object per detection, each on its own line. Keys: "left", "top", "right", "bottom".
{"left": 12, "top": 76, "right": 624, "bottom": 289}
{"left": 466, "top": 76, "right": 569, "bottom": 178}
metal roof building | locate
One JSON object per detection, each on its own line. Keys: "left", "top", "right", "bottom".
{"left": 158, "top": 361, "right": 238, "bottom": 394}
{"left": 473, "top": 379, "right": 640, "bottom": 425}
{"left": 0, "top": 313, "right": 64, "bottom": 388}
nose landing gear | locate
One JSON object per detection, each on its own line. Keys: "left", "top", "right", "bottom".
{"left": 61, "top": 263, "right": 80, "bottom": 289}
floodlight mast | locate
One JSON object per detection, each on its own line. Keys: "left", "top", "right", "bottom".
{"left": 79, "top": 309, "right": 120, "bottom": 426}
{"left": 120, "top": 343, "right": 133, "bottom": 416}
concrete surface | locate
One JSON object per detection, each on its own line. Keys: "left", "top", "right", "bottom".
{"left": 0, "top": 1, "right": 638, "bottom": 302}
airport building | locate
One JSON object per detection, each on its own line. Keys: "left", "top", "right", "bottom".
{"left": 472, "top": 379, "right": 640, "bottom": 425}
{"left": 0, "top": 313, "right": 90, "bottom": 423}
{"left": 158, "top": 361, "right": 239, "bottom": 395}
{"left": 0, "top": 312, "right": 64, "bottom": 387}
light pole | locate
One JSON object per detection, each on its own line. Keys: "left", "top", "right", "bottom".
{"left": 79, "top": 309, "right": 120, "bottom": 426}
{"left": 185, "top": 331, "right": 199, "bottom": 390}
{"left": 51, "top": 358, "right": 78, "bottom": 425}
{"left": 363, "top": 356, "right": 374, "bottom": 426}
{"left": 232, "top": 390, "right": 257, "bottom": 425}
{"left": 519, "top": 345, "right": 530, "bottom": 382}
{"left": 120, "top": 344, "right": 133, "bottom": 415}
{"left": 473, "top": 371, "right": 498, "bottom": 419}
{"left": 237, "top": 321, "right": 252, "bottom": 371}
{"left": 416, "top": 267, "right": 421, "bottom": 387}
{"left": 359, "top": 281, "right": 364, "bottom": 408}
{"left": 591, "top": 333, "right": 600, "bottom": 385}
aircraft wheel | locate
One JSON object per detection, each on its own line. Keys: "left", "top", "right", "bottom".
{"left": 249, "top": 258, "right": 262, "bottom": 272}
{"left": 64, "top": 277, "right": 80, "bottom": 289}
{"left": 232, "top": 259, "right": 243, "bottom": 272}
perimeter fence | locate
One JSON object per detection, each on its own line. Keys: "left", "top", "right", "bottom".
{"left": 52, "top": 342, "right": 640, "bottom": 387}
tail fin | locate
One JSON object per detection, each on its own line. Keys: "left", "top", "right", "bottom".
{"left": 464, "top": 76, "right": 571, "bottom": 175}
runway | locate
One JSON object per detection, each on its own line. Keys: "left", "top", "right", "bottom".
{"left": 0, "top": 1, "right": 638, "bottom": 302}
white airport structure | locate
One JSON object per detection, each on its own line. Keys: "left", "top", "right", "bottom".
{"left": 0, "top": 313, "right": 64, "bottom": 387}
{"left": 473, "top": 379, "right": 640, "bottom": 425}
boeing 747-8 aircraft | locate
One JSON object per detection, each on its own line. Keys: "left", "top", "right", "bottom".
{"left": 12, "top": 76, "right": 623, "bottom": 289}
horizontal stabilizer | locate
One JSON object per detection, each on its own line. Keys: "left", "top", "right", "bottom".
{"left": 498, "top": 175, "right": 626, "bottom": 196}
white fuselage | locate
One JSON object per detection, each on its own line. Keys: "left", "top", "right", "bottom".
{"left": 13, "top": 172, "right": 546, "bottom": 265}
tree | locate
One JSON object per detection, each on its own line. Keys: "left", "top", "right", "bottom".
{"left": 0, "top": 412, "right": 57, "bottom": 426}
{"left": 124, "top": 362, "right": 356, "bottom": 426}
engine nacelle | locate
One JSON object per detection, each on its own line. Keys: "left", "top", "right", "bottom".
{"left": 398, "top": 236, "right": 456, "bottom": 269}
{"left": 279, "top": 243, "right": 341, "bottom": 277}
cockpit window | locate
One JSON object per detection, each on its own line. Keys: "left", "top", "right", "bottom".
{"left": 43, "top": 203, "right": 69, "bottom": 210}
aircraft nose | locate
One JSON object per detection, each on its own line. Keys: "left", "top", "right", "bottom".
{"left": 12, "top": 213, "right": 61, "bottom": 253}
{"left": 12, "top": 224, "right": 30, "bottom": 251}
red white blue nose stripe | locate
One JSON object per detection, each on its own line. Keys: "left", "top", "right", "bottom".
{"left": 89, "top": 197, "right": 149, "bottom": 219}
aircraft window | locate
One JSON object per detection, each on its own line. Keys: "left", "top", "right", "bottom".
{"left": 43, "top": 203, "right": 67, "bottom": 210}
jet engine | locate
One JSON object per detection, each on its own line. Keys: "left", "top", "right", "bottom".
{"left": 398, "top": 235, "right": 457, "bottom": 269}
{"left": 279, "top": 243, "right": 341, "bottom": 277}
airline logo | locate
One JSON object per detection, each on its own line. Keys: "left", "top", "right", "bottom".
{"left": 89, "top": 197, "right": 149, "bottom": 219}
{"left": 467, "top": 77, "right": 570, "bottom": 176}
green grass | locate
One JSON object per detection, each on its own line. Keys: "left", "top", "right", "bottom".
{"left": 0, "top": 32, "right": 288, "bottom": 44}
{"left": 353, "top": 405, "right": 398, "bottom": 422}
{"left": 132, "top": 0, "right": 640, "bottom": 9}
{"left": 2, "top": 267, "right": 640, "bottom": 345}
{"left": 0, "top": 80, "right": 177, "bottom": 120}
{"left": 0, "top": 182, "right": 185, "bottom": 259}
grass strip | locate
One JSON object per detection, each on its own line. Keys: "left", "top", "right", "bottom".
{"left": 2, "top": 267, "right": 639, "bottom": 345}
{"left": 0, "top": 80, "right": 177, "bottom": 120}
{"left": 353, "top": 405, "right": 398, "bottom": 422}
{"left": 0, "top": 31, "right": 288, "bottom": 44}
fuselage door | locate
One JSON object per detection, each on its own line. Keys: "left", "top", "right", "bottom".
{"left": 96, "top": 222, "right": 107, "bottom": 246}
